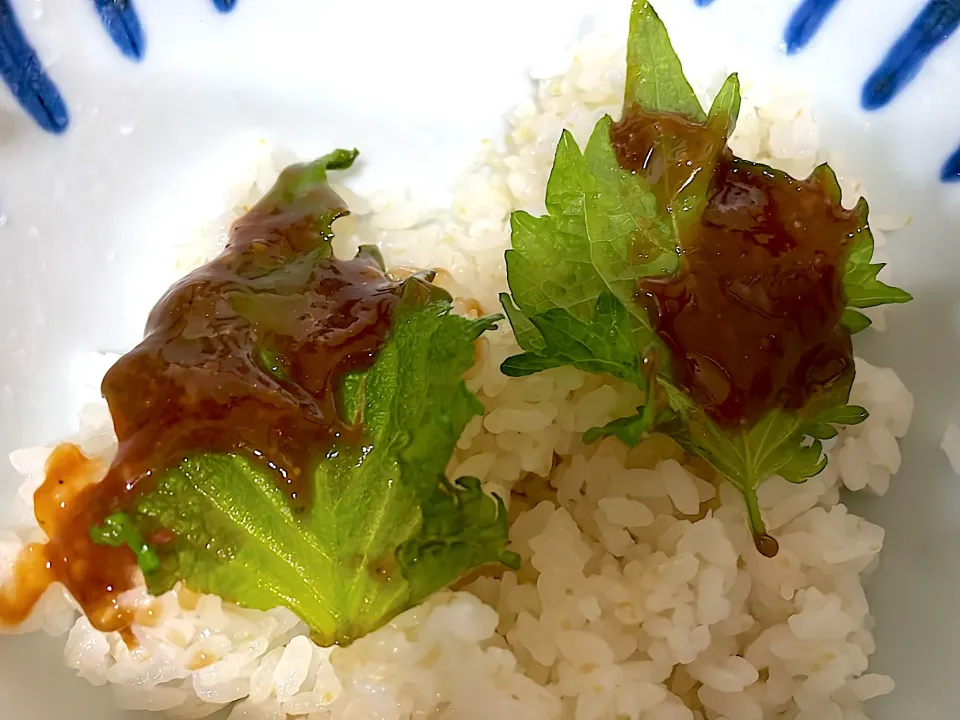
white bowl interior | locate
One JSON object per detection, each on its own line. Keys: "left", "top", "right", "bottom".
{"left": 0, "top": 1, "right": 958, "bottom": 717}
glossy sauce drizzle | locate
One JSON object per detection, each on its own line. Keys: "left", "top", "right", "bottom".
{"left": 0, "top": 162, "right": 403, "bottom": 632}
{"left": 612, "top": 108, "right": 861, "bottom": 558}
{"left": 611, "top": 108, "right": 856, "bottom": 427}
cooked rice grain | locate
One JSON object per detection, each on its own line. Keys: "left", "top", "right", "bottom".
{"left": 2, "top": 32, "right": 912, "bottom": 720}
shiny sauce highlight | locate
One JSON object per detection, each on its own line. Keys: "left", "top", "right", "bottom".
{"left": 611, "top": 108, "right": 856, "bottom": 428}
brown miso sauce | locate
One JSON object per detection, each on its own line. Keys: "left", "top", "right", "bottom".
{"left": 611, "top": 107, "right": 856, "bottom": 428}
{"left": 754, "top": 533, "right": 781, "bottom": 559}
{"left": 0, "top": 444, "right": 139, "bottom": 630}
{"left": 0, "top": 163, "right": 404, "bottom": 633}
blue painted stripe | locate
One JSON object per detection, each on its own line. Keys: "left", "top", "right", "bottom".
{"left": 942, "top": 143, "right": 960, "bottom": 182}
{"left": 212, "top": 0, "right": 238, "bottom": 12}
{"left": 93, "top": 0, "right": 145, "bottom": 61}
{"left": 862, "top": 0, "right": 960, "bottom": 110}
{"left": 0, "top": 1, "right": 68, "bottom": 133}
{"left": 694, "top": 0, "right": 716, "bottom": 6}
{"left": 784, "top": 0, "right": 842, "bottom": 54}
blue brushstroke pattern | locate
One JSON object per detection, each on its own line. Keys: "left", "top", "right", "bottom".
{"left": 943, "top": 143, "right": 960, "bottom": 182}
{"left": 694, "top": 0, "right": 716, "bottom": 6}
{"left": 862, "top": 0, "right": 960, "bottom": 110}
{"left": 784, "top": 0, "right": 842, "bottom": 54}
{"left": 0, "top": 0, "right": 68, "bottom": 133}
{"left": 212, "top": 0, "right": 238, "bottom": 12}
{"left": 94, "top": 0, "right": 145, "bottom": 61}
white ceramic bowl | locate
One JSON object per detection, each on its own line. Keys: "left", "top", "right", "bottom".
{"left": 0, "top": 1, "right": 957, "bottom": 717}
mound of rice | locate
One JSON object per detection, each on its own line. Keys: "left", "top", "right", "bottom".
{"left": 1, "top": 31, "right": 913, "bottom": 720}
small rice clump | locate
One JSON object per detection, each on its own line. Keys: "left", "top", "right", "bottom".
{"left": 1, "top": 31, "right": 912, "bottom": 720}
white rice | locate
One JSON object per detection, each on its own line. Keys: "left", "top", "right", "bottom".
{"left": 1, "top": 31, "right": 913, "bottom": 720}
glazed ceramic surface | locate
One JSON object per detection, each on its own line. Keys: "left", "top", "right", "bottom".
{"left": 0, "top": 1, "right": 957, "bottom": 718}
